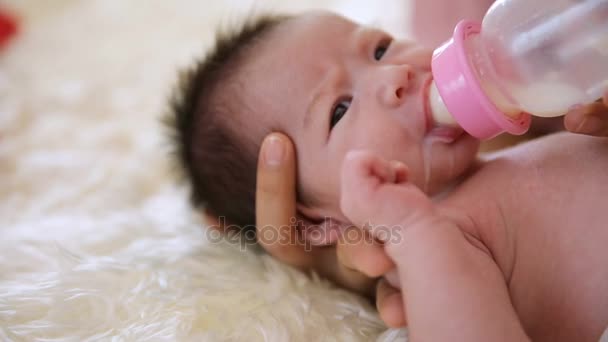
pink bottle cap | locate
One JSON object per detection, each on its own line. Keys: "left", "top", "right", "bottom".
{"left": 431, "top": 20, "right": 531, "bottom": 140}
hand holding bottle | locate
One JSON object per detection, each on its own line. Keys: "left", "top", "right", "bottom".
{"left": 429, "top": 0, "right": 608, "bottom": 140}
{"left": 564, "top": 95, "right": 608, "bottom": 136}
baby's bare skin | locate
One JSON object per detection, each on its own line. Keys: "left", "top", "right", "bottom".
{"left": 341, "top": 133, "right": 608, "bottom": 342}
{"left": 448, "top": 133, "right": 608, "bottom": 341}
{"left": 231, "top": 10, "right": 608, "bottom": 338}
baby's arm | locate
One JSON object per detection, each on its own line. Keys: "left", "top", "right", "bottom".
{"left": 340, "top": 151, "right": 530, "bottom": 341}
{"left": 391, "top": 216, "right": 528, "bottom": 341}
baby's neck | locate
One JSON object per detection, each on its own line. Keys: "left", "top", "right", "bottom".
{"left": 430, "top": 156, "right": 485, "bottom": 201}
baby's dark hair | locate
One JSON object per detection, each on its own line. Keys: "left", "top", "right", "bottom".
{"left": 165, "top": 14, "right": 293, "bottom": 234}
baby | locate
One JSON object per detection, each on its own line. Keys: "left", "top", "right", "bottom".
{"left": 167, "top": 11, "right": 608, "bottom": 341}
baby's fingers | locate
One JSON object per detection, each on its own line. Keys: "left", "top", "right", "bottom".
{"left": 345, "top": 151, "right": 406, "bottom": 185}
{"left": 340, "top": 151, "right": 383, "bottom": 227}
{"left": 340, "top": 151, "right": 407, "bottom": 227}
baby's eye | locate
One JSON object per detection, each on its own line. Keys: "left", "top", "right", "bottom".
{"left": 374, "top": 39, "right": 392, "bottom": 61}
{"left": 330, "top": 98, "right": 351, "bottom": 130}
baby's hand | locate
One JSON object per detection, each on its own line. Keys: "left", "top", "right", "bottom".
{"left": 339, "top": 150, "right": 436, "bottom": 239}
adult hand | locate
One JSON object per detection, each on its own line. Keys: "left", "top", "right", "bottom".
{"left": 207, "top": 132, "right": 408, "bottom": 327}
{"left": 564, "top": 94, "right": 608, "bottom": 136}
{"left": 254, "top": 133, "right": 390, "bottom": 297}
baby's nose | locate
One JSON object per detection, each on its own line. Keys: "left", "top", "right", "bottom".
{"left": 378, "top": 64, "right": 414, "bottom": 107}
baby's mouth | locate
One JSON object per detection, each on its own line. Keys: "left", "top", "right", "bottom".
{"left": 422, "top": 75, "right": 465, "bottom": 143}
{"left": 428, "top": 126, "right": 465, "bottom": 143}
{"left": 422, "top": 74, "right": 435, "bottom": 132}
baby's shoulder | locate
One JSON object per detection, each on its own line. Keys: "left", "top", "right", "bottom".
{"left": 444, "top": 134, "right": 608, "bottom": 240}
{"left": 484, "top": 132, "right": 608, "bottom": 168}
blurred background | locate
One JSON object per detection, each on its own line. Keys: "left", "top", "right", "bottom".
{"left": 0, "top": 0, "right": 414, "bottom": 220}
{"left": 0, "top": 1, "right": 415, "bottom": 341}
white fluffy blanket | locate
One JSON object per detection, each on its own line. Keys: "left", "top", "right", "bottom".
{"left": 0, "top": 1, "right": 411, "bottom": 340}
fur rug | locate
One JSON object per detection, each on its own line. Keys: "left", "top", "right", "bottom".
{"left": 0, "top": 0, "right": 412, "bottom": 340}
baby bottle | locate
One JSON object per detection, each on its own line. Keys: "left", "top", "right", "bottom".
{"left": 429, "top": 0, "right": 608, "bottom": 140}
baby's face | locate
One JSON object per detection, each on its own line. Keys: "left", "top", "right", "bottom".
{"left": 244, "top": 12, "right": 479, "bottom": 235}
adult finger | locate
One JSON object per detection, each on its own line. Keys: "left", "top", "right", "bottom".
{"left": 311, "top": 246, "right": 377, "bottom": 296}
{"left": 564, "top": 99, "right": 608, "bottom": 136}
{"left": 256, "top": 133, "right": 312, "bottom": 269}
{"left": 376, "top": 278, "right": 407, "bottom": 328}
{"left": 336, "top": 228, "right": 395, "bottom": 278}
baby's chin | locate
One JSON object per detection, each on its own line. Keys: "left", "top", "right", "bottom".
{"left": 418, "top": 132, "right": 480, "bottom": 194}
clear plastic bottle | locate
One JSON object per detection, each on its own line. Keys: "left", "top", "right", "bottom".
{"left": 429, "top": 0, "right": 608, "bottom": 140}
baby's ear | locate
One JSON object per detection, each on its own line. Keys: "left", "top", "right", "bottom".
{"left": 296, "top": 204, "right": 347, "bottom": 246}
